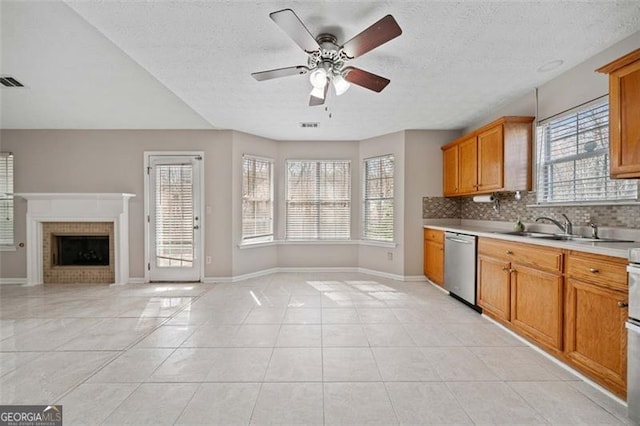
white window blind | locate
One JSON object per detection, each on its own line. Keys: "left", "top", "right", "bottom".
{"left": 286, "top": 160, "right": 351, "bottom": 240}
{"left": 155, "top": 164, "right": 194, "bottom": 267}
{"left": 0, "top": 153, "right": 14, "bottom": 246}
{"left": 363, "top": 154, "right": 394, "bottom": 242}
{"left": 536, "top": 98, "right": 638, "bottom": 204}
{"left": 242, "top": 155, "right": 273, "bottom": 242}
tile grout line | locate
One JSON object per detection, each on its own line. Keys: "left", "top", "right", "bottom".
{"left": 52, "top": 284, "right": 215, "bottom": 405}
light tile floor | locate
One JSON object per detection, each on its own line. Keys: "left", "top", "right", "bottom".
{"left": 0, "top": 273, "right": 634, "bottom": 425}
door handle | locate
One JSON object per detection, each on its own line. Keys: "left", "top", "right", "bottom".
{"left": 446, "top": 237, "right": 472, "bottom": 244}
{"left": 193, "top": 225, "right": 200, "bottom": 230}
{"left": 618, "top": 301, "right": 628, "bottom": 308}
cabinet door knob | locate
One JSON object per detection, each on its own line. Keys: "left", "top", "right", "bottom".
{"left": 618, "top": 301, "right": 628, "bottom": 308}
{"left": 506, "top": 250, "right": 513, "bottom": 255}
{"left": 589, "top": 268, "right": 599, "bottom": 273}
{"left": 510, "top": 268, "right": 516, "bottom": 273}
{"left": 502, "top": 267, "right": 509, "bottom": 271}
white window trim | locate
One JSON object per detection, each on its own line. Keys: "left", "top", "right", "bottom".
{"left": 241, "top": 154, "right": 274, "bottom": 243}
{"left": 284, "top": 159, "right": 352, "bottom": 241}
{"left": 237, "top": 239, "right": 397, "bottom": 250}
{"left": 534, "top": 96, "right": 639, "bottom": 205}
{"left": 362, "top": 154, "right": 395, "bottom": 243}
{"left": 0, "top": 152, "right": 14, "bottom": 248}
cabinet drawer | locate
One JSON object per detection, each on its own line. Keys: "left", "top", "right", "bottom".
{"left": 566, "top": 251, "right": 627, "bottom": 290}
{"left": 478, "top": 237, "right": 563, "bottom": 272}
{"left": 424, "top": 228, "right": 444, "bottom": 244}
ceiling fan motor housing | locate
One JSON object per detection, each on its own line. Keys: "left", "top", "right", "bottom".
{"left": 308, "top": 33, "right": 346, "bottom": 78}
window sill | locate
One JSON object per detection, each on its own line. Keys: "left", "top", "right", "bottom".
{"left": 238, "top": 240, "right": 277, "bottom": 249}
{"left": 0, "top": 245, "right": 17, "bottom": 252}
{"left": 359, "top": 239, "right": 397, "bottom": 248}
{"left": 237, "top": 239, "right": 397, "bottom": 249}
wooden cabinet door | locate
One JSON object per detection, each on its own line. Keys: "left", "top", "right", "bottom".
{"left": 425, "top": 240, "right": 444, "bottom": 286}
{"left": 477, "top": 124, "right": 504, "bottom": 191}
{"left": 565, "top": 278, "right": 628, "bottom": 397}
{"left": 609, "top": 60, "right": 640, "bottom": 177}
{"left": 510, "top": 263, "right": 563, "bottom": 352}
{"left": 458, "top": 136, "right": 478, "bottom": 194}
{"left": 478, "top": 255, "right": 511, "bottom": 321}
{"left": 442, "top": 144, "right": 459, "bottom": 196}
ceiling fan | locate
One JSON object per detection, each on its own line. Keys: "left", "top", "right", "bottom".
{"left": 251, "top": 9, "right": 402, "bottom": 106}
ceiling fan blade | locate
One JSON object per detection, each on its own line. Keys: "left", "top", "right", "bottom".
{"left": 343, "top": 67, "right": 390, "bottom": 92}
{"left": 270, "top": 9, "right": 320, "bottom": 54}
{"left": 340, "top": 15, "right": 402, "bottom": 59}
{"left": 251, "top": 66, "right": 309, "bottom": 81}
{"left": 309, "top": 80, "right": 329, "bottom": 106}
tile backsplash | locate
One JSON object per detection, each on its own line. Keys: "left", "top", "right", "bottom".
{"left": 423, "top": 192, "right": 640, "bottom": 229}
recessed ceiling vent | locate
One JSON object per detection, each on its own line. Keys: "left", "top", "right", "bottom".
{"left": 0, "top": 76, "right": 25, "bottom": 88}
{"left": 300, "top": 122, "right": 319, "bottom": 128}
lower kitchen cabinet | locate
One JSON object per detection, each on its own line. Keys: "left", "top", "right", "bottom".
{"left": 478, "top": 254, "right": 511, "bottom": 321}
{"left": 510, "top": 263, "right": 563, "bottom": 352}
{"left": 424, "top": 228, "right": 444, "bottom": 286}
{"left": 565, "top": 251, "right": 629, "bottom": 398}
{"left": 478, "top": 238, "right": 564, "bottom": 353}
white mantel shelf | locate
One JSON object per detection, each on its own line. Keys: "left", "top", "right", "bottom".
{"left": 19, "top": 193, "right": 135, "bottom": 286}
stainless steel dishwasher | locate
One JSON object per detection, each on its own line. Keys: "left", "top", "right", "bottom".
{"left": 444, "top": 231, "right": 479, "bottom": 310}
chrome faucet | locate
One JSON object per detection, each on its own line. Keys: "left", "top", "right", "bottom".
{"left": 590, "top": 221, "right": 599, "bottom": 239}
{"left": 535, "top": 214, "right": 573, "bottom": 235}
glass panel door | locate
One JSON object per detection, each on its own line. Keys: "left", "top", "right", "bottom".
{"left": 148, "top": 155, "right": 202, "bottom": 281}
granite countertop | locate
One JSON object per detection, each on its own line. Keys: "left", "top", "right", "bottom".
{"left": 423, "top": 223, "right": 640, "bottom": 259}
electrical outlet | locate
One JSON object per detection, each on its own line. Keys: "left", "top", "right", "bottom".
{"left": 387, "top": 252, "right": 393, "bottom": 261}
{"left": 206, "top": 256, "right": 212, "bottom": 264}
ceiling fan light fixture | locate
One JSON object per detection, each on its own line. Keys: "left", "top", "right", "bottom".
{"left": 310, "top": 85, "right": 326, "bottom": 100}
{"left": 332, "top": 74, "right": 350, "bottom": 96}
{"left": 309, "top": 68, "right": 328, "bottom": 89}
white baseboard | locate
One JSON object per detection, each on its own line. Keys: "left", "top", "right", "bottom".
{"left": 0, "top": 278, "right": 27, "bottom": 285}
{"left": 4, "top": 269, "right": 427, "bottom": 286}
{"left": 204, "top": 267, "right": 427, "bottom": 284}
{"left": 482, "top": 314, "right": 627, "bottom": 407}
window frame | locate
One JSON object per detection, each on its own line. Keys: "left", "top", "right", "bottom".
{"left": 285, "top": 159, "right": 352, "bottom": 241}
{"left": 362, "top": 154, "right": 395, "bottom": 243}
{"left": 535, "top": 97, "right": 639, "bottom": 205}
{"left": 0, "top": 152, "right": 14, "bottom": 250}
{"left": 241, "top": 154, "right": 274, "bottom": 243}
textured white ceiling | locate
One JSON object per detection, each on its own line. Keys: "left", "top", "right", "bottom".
{"left": 2, "top": 1, "right": 640, "bottom": 140}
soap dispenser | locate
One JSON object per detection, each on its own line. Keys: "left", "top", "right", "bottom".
{"left": 514, "top": 217, "right": 525, "bottom": 232}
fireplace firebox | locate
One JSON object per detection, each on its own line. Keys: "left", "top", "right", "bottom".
{"left": 52, "top": 235, "right": 110, "bottom": 266}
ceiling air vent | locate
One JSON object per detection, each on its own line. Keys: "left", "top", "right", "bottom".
{"left": 300, "top": 122, "right": 319, "bottom": 128}
{"left": 0, "top": 76, "right": 25, "bottom": 88}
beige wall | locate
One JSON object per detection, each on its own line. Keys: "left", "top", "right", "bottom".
{"left": 0, "top": 129, "right": 234, "bottom": 279}
{"left": 465, "top": 31, "right": 640, "bottom": 132}
{"left": 231, "top": 131, "right": 279, "bottom": 277}
{"left": 404, "top": 130, "right": 461, "bottom": 276}
{"left": 358, "top": 131, "right": 405, "bottom": 276}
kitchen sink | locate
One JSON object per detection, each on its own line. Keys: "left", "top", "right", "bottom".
{"left": 492, "top": 230, "right": 634, "bottom": 243}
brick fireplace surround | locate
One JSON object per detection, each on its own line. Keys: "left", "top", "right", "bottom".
{"left": 17, "top": 193, "right": 135, "bottom": 285}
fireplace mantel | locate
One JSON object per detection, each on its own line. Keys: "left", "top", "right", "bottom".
{"left": 17, "top": 193, "right": 135, "bottom": 285}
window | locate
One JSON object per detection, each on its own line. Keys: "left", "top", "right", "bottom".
{"left": 242, "top": 155, "right": 274, "bottom": 242}
{"left": 363, "top": 154, "right": 394, "bottom": 242}
{"left": 0, "top": 152, "right": 14, "bottom": 247}
{"left": 286, "top": 160, "right": 351, "bottom": 240}
{"left": 536, "top": 98, "right": 638, "bottom": 204}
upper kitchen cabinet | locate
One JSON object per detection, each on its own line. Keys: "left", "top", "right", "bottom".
{"left": 597, "top": 48, "right": 640, "bottom": 179}
{"left": 441, "top": 116, "right": 534, "bottom": 197}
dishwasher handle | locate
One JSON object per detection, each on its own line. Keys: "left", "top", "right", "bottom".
{"left": 445, "top": 236, "right": 473, "bottom": 244}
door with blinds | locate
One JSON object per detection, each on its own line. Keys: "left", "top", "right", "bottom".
{"left": 147, "top": 154, "right": 202, "bottom": 282}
